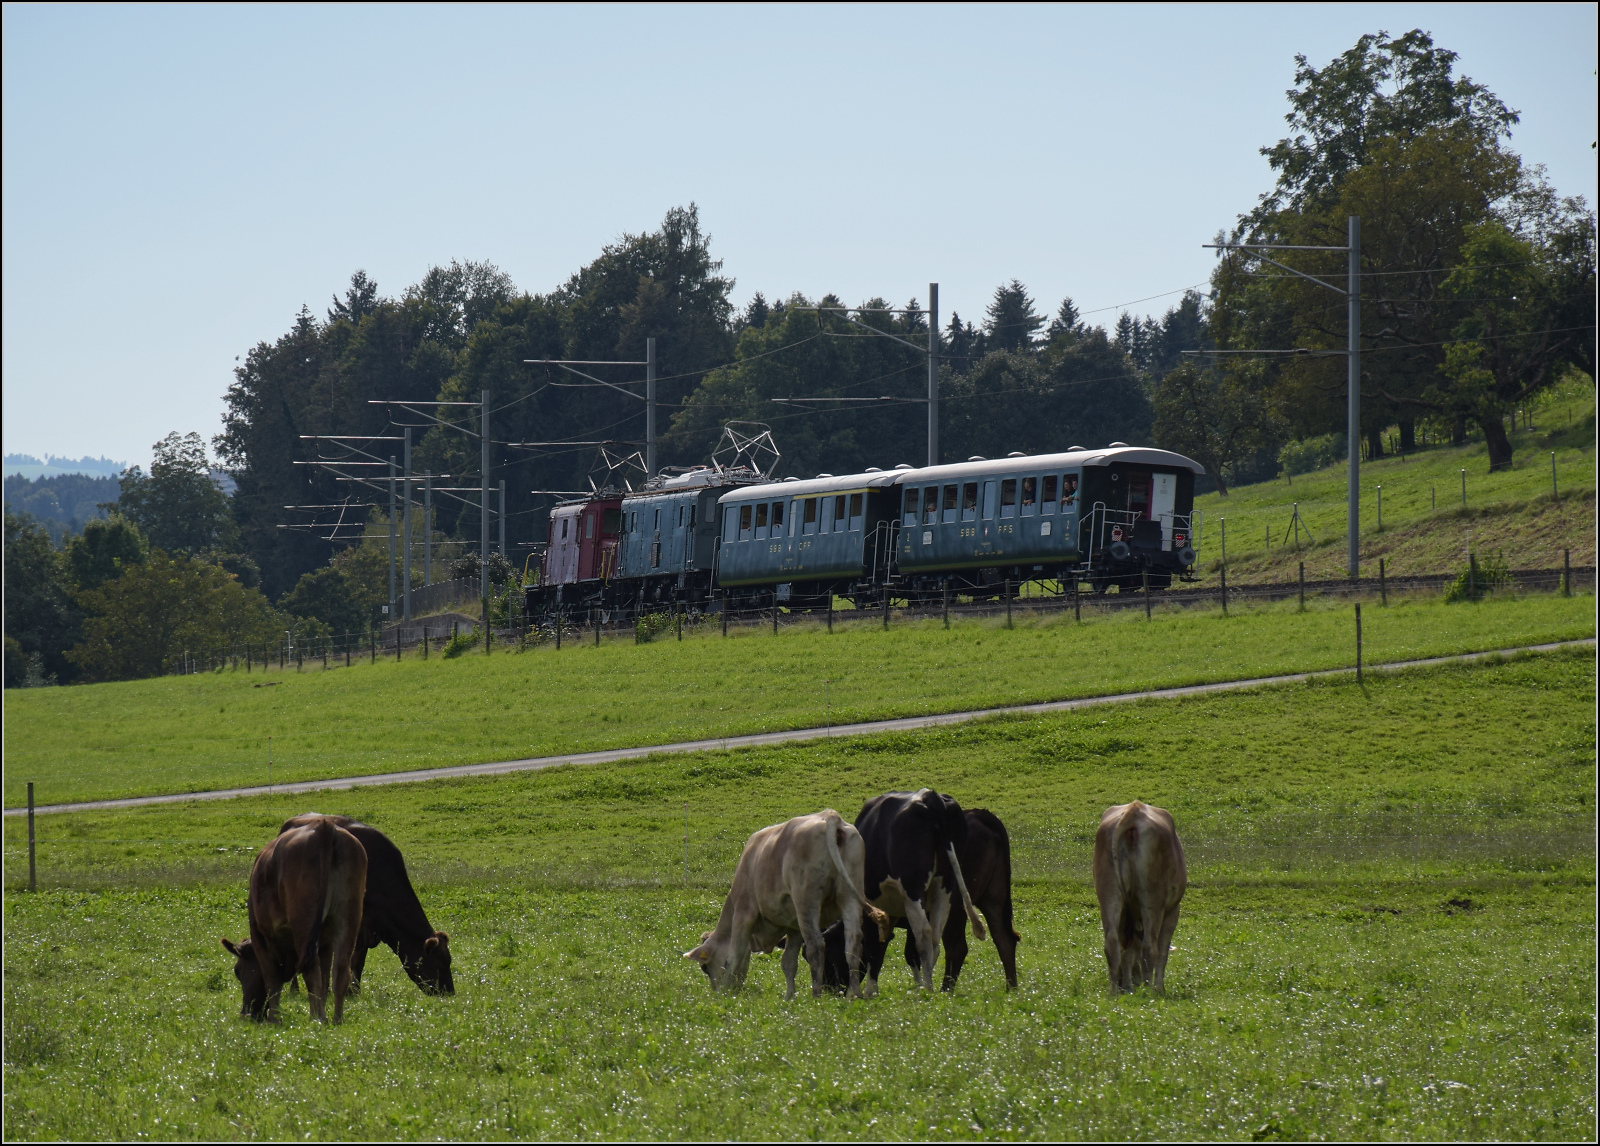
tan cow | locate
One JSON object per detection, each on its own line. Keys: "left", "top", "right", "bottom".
{"left": 684, "top": 809, "right": 890, "bottom": 999}
{"left": 221, "top": 815, "right": 367, "bottom": 1022}
{"left": 1092, "top": 800, "right": 1186, "bottom": 995}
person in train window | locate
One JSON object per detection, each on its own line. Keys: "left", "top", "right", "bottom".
{"left": 922, "top": 487, "right": 938, "bottom": 526}
{"left": 1041, "top": 475, "right": 1058, "bottom": 514}
{"left": 1060, "top": 474, "right": 1078, "bottom": 511}
{"left": 961, "top": 482, "right": 978, "bottom": 521}
{"left": 1020, "top": 476, "right": 1037, "bottom": 516}
{"left": 771, "top": 501, "right": 785, "bottom": 532}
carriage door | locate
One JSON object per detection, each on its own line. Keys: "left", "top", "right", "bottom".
{"left": 1151, "top": 472, "right": 1177, "bottom": 549}
{"left": 1126, "top": 471, "right": 1151, "bottom": 522}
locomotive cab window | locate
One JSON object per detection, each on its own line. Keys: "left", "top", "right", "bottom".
{"left": 942, "top": 484, "right": 957, "bottom": 524}
{"left": 603, "top": 509, "right": 622, "bottom": 534}
{"left": 848, "top": 493, "right": 863, "bottom": 530}
{"left": 962, "top": 482, "right": 978, "bottom": 521}
{"left": 586, "top": 515, "right": 596, "bottom": 539}
{"left": 560, "top": 518, "right": 569, "bottom": 540}
{"left": 1000, "top": 479, "right": 1017, "bottom": 519}
{"left": 1020, "top": 476, "right": 1037, "bottom": 516}
{"left": 1042, "top": 475, "right": 1057, "bottom": 514}
{"left": 903, "top": 488, "right": 919, "bottom": 527}
{"left": 688, "top": 503, "right": 696, "bottom": 528}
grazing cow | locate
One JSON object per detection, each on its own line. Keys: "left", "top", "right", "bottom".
{"left": 683, "top": 810, "right": 890, "bottom": 999}
{"left": 278, "top": 814, "right": 453, "bottom": 995}
{"left": 854, "top": 789, "right": 987, "bottom": 992}
{"left": 820, "top": 807, "right": 1021, "bottom": 991}
{"left": 221, "top": 815, "right": 367, "bottom": 1022}
{"left": 1093, "top": 800, "right": 1186, "bottom": 995}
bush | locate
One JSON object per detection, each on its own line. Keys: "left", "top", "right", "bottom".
{"left": 442, "top": 630, "right": 478, "bottom": 658}
{"left": 635, "top": 611, "right": 675, "bottom": 644}
{"left": 1278, "top": 432, "right": 1347, "bottom": 476}
{"left": 1443, "top": 550, "right": 1512, "bottom": 603}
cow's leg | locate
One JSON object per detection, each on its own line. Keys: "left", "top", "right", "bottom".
{"left": 939, "top": 905, "right": 969, "bottom": 992}
{"left": 983, "top": 901, "right": 1019, "bottom": 990}
{"left": 1152, "top": 901, "right": 1182, "bottom": 994}
{"left": 1117, "top": 905, "right": 1142, "bottom": 993}
{"left": 780, "top": 934, "right": 802, "bottom": 1001}
{"left": 725, "top": 914, "right": 756, "bottom": 991}
{"left": 255, "top": 933, "right": 288, "bottom": 1023}
{"left": 330, "top": 920, "right": 361, "bottom": 1024}
{"left": 860, "top": 914, "right": 890, "bottom": 997}
{"left": 901, "top": 896, "right": 938, "bottom": 990}
{"left": 795, "top": 895, "right": 829, "bottom": 999}
{"left": 346, "top": 937, "right": 370, "bottom": 995}
{"left": 1138, "top": 902, "right": 1166, "bottom": 991}
{"left": 842, "top": 903, "right": 864, "bottom": 1000}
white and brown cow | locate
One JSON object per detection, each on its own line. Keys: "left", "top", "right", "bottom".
{"left": 1092, "top": 800, "right": 1186, "bottom": 995}
{"left": 684, "top": 809, "right": 889, "bottom": 999}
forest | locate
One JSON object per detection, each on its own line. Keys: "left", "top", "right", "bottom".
{"left": 5, "top": 29, "right": 1593, "bottom": 686}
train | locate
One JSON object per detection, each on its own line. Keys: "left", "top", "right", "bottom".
{"left": 525, "top": 441, "right": 1204, "bottom": 617}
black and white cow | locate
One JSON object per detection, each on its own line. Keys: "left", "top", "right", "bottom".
{"left": 819, "top": 806, "right": 1021, "bottom": 992}
{"left": 852, "top": 789, "right": 986, "bottom": 992}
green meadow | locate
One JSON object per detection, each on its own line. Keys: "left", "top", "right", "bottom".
{"left": 4, "top": 591, "right": 1594, "bottom": 807}
{"left": 4, "top": 649, "right": 1595, "bottom": 1140}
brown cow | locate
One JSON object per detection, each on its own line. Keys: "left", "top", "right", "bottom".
{"left": 1093, "top": 800, "right": 1186, "bottom": 995}
{"left": 221, "top": 815, "right": 367, "bottom": 1022}
{"left": 683, "top": 809, "right": 890, "bottom": 999}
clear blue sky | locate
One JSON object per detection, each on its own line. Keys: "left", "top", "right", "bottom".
{"left": 3, "top": 3, "right": 1594, "bottom": 470}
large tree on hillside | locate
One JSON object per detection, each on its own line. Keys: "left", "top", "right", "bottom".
{"left": 117, "top": 432, "right": 238, "bottom": 556}
{"left": 1216, "top": 28, "right": 1594, "bottom": 471}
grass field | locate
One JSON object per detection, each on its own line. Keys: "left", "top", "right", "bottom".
{"left": 4, "top": 591, "right": 1595, "bottom": 807}
{"left": 1190, "top": 391, "right": 1596, "bottom": 584}
{"left": 4, "top": 650, "right": 1594, "bottom": 1140}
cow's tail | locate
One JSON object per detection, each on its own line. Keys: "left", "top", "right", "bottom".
{"left": 944, "top": 844, "right": 988, "bottom": 941}
{"left": 824, "top": 812, "right": 891, "bottom": 938}
{"left": 298, "top": 819, "right": 336, "bottom": 976}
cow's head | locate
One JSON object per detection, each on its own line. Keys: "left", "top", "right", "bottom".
{"left": 683, "top": 931, "right": 729, "bottom": 987}
{"left": 409, "top": 931, "right": 454, "bottom": 995}
{"left": 220, "top": 937, "right": 268, "bottom": 1020}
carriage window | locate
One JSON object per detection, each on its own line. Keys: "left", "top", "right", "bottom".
{"left": 1020, "top": 476, "right": 1037, "bottom": 516}
{"left": 1062, "top": 473, "right": 1079, "bottom": 510}
{"left": 737, "top": 505, "right": 751, "bottom": 540}
{"left": 848, "top": 492, "right": 863, "bottom": 529}
{"left": 1041, "top": 475, "right": 1058, "bottom": 514}
{"left": 922, "top": 487, "right": 938, "bottom": 525}
{"left": 903, "top": 488, "right": 920, "bottom": 527}
{"left": 941, "top": 484, "right": 957, "bottom": 524}
{"left": 835, "top": 495, "right": 847, "bottom": 532}
{"left": 755, "top": 502, "right": 768, "bottom": 538}
{"left": 962, "top": 482, "right": 978, "bottom": 521}
{"left": 603, "top": 509, "right": 622, "bottom": 534}
{"left": 982, "top": 480, "right": 997, "bottom": 519}
{"left": 1000, "top": 479, "right": 1017, "bottom": 519}
{"left": 771, "top": 501, "right": 785, "bottom": 533}
{"left": 803, "top": 497, "right": 818, "bottom": 535}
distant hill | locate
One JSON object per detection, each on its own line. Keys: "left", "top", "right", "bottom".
{"left": 3, "top": 472, "right": 120, "bottom": 542}
{"left": 4, "top": 453, "right": 127, "bottom": 480}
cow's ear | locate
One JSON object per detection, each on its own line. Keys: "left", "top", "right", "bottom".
{"left": 221, "top": 937, "right": 242, "bottom": 957}
{"left": 682, "top": 942, "right": 713, "bottom": 965}
{"left": 425, "top": 932, "right": 449, "bottom": 953}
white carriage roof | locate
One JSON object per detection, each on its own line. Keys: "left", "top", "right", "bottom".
{"left": 902, "top": 446, "right": 1205, "bottom": 482}
{"left": 716, "top": 469, "right": 901, "bottom": 505}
